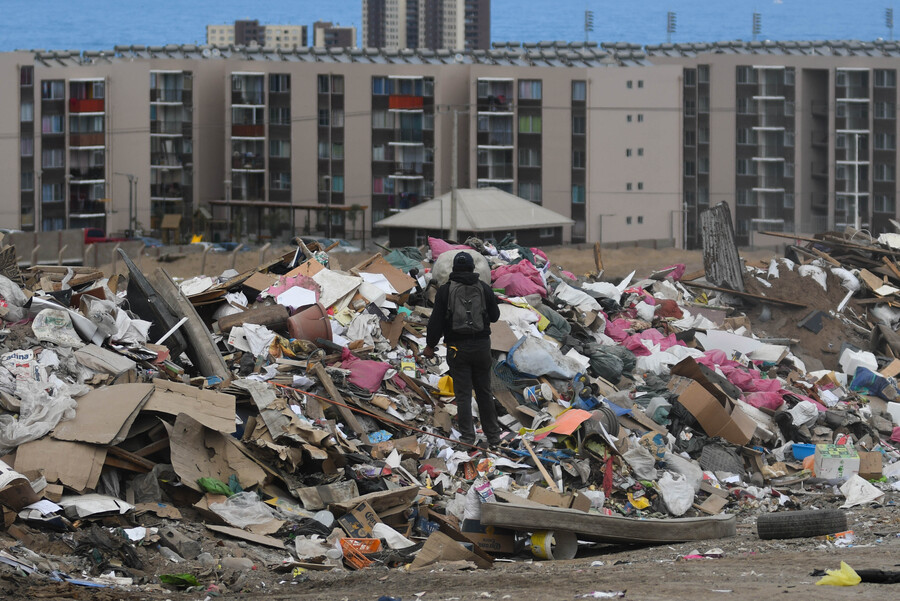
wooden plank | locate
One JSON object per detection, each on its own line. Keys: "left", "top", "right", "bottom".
{"left": 493, "top": 389, "right": 532, "bottom": 426}
{"left": 311, "top": 363, "right": 370, "bottom": 444}
{"left": 760, "top": 231, "right": 900, "bottom": 256}
{"left": 700, "top": 202, "right": 745, "bottom": 292}
{"left": 480, "top": 502, "right": 736, "bottom": 544}
{"left": 148, "top": 268, "right": 231, "bottom": 382}
{"left": 523, "top": 439, "right": 560, "bottom": 493}
{"left": 882, "top": 256, "right": 900, "bottom": 282}
{"left": 812, "top": 247, "right": 841, "bottom": 267}
{"left": 683, "top": 281, "right": 808, "bottom": 309}
{"left": 106, "top": 445, "right": 156, "bottom": 471}
{"left": 133, "top": 438, "right": 170, "bottom": 458}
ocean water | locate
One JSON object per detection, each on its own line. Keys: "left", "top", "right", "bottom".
{"left": 0, "top": 0, "right": 896, "bottom": 52}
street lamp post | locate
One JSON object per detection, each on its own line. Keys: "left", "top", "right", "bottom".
{"left": 114, "top": 171, "right": 136, "bottom": 236}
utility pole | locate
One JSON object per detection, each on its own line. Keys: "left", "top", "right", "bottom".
{"left": 115, "top": 172, "right": 136, "bottom": 237}
{"left": 666, "top": 11, "right": 676, "bottom": 44}
{"left": 887, "top": 7, "right": 895, "bottom": 41}
{"left": 450, "top": 109, "right": 458, "bottom": 241}
{"left": 752, "top": 12, "right": 762, "bottom": 41}
{"left": 585, "top": 10, "right": 594, "bottom": 43}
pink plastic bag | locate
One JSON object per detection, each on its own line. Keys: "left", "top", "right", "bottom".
{"left": 744, "top": 391, "right": 785, "bottom": 411}
{"left": 604, "top": 317, "right": 629, "bottom": 342}
{"left": 340, "top": 348, "right": 391, "bottom": 393}
{"left": 428, "top": 236, "right": 471, "bottom": 259}
{"left": 491, "top": 261, "right": 546, "bottom": 297}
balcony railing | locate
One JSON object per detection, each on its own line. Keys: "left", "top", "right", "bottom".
{"left": 69, "top": 98, "right": 104, "bottom": 113}
{"left": 232, "top": 156, "right": 265, "bottom": 170}
{"left": 232, "top": 124, "right": 265, "bottom": 138}
{"left": 70, "top": 133, "right": 104, "bottom": 147}
{"left": 69, "top": 166, "right": 104, "bottom": 180}
{"left": 150, "top": 89, "right": 184, "bottom": 103}
{"left": 68, "top": 199, "right": 106, "bottom": 214}
{"left": 388, "top": 95, "right": 424, "bottom": 110}
{"left": 477, "top": 131, "right": 514, "bottom": 146}
{"left": 150, "top": 184, "right": 184, "bottom": 199}
{"left": 477, "top": 164, "right": 514, "bottom": 180}
{"left": 392, "top": 128, "right": 423, "bottom": 143}
{"left": 232, "top": 90, "right": 264, "bottom": 106}
{"left": 150, "top": 153, "right": 187, "bottom": 167}
{"left": 391, "top": 162, "right": 424, "bottom": 176}
{"left": 151, "top": 121, "right": 183, "bottom": 135}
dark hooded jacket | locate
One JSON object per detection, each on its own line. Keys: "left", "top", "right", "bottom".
{"left": 426, "top": 271, "right": 500, "bottom": 347}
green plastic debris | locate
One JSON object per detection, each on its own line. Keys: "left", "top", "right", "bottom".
{"left": 159, "top": 573, "right": 201, "bottom": 588}
{"left": 197, "top": 477, "right": 233, "bottom": 496}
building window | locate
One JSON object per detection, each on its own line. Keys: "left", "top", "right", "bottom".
{"left": 572, "top": 80, "right": 586, "bottom": 101}
{"left": 698, "top": 157, "right": 709, "bottom": 174}
{"left": 637, "top": 182, "right": 644, "bottom": 190}
{"left": 270, "top": 106, "right": 290, "bottom": 125}
{"left": 875, "top": 194, "right": 896, "bottom": 213}
{"left": 699, "top": 96, "right": 710, "bottom": 113}
{"left": 271, "top": 172, "right": 291, "bottom": 190}
{"left": 784, "top": 162, "right": 794, "bottom": 178}
{"left": 684, "top": 161, "right": 695, "bottom": 177}
{"left": 784, "top": 193, "right": 795, "bottom": 208}
{"left": 836, "top": 165, "right": 848, "bottom": 180}
{"left": 736, "top": 189, "right": 756, "bottom": 206}
{"left": 332, "top": 76, "right": 345, "bottom": 95}
{"left": 784, "top": 131, "right": 795, "bottom": 147}
{"left": 699, "top": 127, "right": 710, "bottom": 144}
{"left": 737, "top": 98, "right": 757, "bottom": 114}
{"left": 519, "top": 181, "right": 542, "bottom": 202}
{"left": 332, "top": 175, "right": 344, "bottom": 193}
{"left": 875, "top": 69, "right": 897, "bottom": 88}
{"left": 20, "top": 66, "right": 33, "bottom": 86}
{"left": 572, "top": 115, "right": 586, "bottom": 134}
{"left": 736, "top": 158, "right": 756, "bottom": 175}
{"left": 875, "top": 163, "right": 896, "bottom": 181}
{"left": 684, "top": 190, "right": 696, "bottom": 205}
{"left": 784, "top": 68, "right": 795, "bottom": 86}
{"left": 42, "top": 182, "right": 64, "bottom": 202}
{"left": 699, "top": 187, "right": 710, "bottom": 204}
{"left": 626, "top": 216, "right": 632, "bottom": 225}
{"left": 638, "top": 80, "right": 644, "bottom": 88}
{"left": 638, "top": 148, "right": 644, "bottom": 156}
{"left": 875, "top": 133, "right": 896, "bottom": 150}
{"left": 317, "top": 141, "right": 330, "bottom": 159}
{"left": 876, "top": 101, "right": 896, "bottom": 119}
{"left": 836, "top": 102, "right": 847, "bottom": 117}
{"left": 626, "top": 148, "right": 632, "bottom": 157}
{"left": 684, "top": 130, "right": 696, "bottom": 146}
{"left": 626, "top": 114, "right": 632, "bottom": 122}
{"left": 41, "top": 80, "right": 64, "bottom": 100}
{"left": 318, "top": 74, "right": 330, "bottom": 94}
{"left": 519, "top": 114, "right": 542, "bottom": 133}
{"left": 332, "top": 143, "right": 344, "bottom": 160}
{"left": 737, "top": 128, "right": 757, "bottom": 145}
{"left": 736, "top": 66, "right": 756, "bottom": 84}
{"left": 539, "top": 227, "right": 554, "bottom": 238}
{"left": 784, "top": 101, "right": 794, "bottom": 116}
{"left": 20, "top": 136, "right": 33, "bottom": 157}
{"left": 372, "top": 76, "right": 388, "bottom": 95}
{"left": 684, "top": 69, "right": 696, "bottom": 86}
{"left": 637, "top": 114, "right": 644, "bottom": 122}
{"left": 21, "top": 171, "right": 34, "bottom": 191}
{"left": 626, "top": 182, "right": 633, "bottom": 191}
{"left": 627, "top": 80, "right": 633, "bottom": 89}
{"left": 518, "top": 80, "right": 542, "bottom": 100}
{"left": 270, "top": 74, "right": 290, "bottom": 93}
{"left": 42, "top": 148, "right": 64, "bottom": 168}
{"left": 318, "top": 109, "right": 330, "bottom": 127}
{"left": 20, "top": 102, "right": 33, "bottom": 122}
{"left": 371, "top": 110, "right": 393, "bottom": 129}
{"left": 684, "top": 99, "right": 696, "bottom": 116}
{"left": 571, "top": 184, "right": 585, "bottom": 204}
{"left": 269, "top": 139, "right": 290, "bottom": 158}
{"left": 637, "top": 215, "right": 644, "bottom": 223}
{"left": 573, "top": 150, "right": 586, "bottom": 169}
{"left": 698, "top": 65, "right": 710, "bottom": 83}
{"left": 518, "top": 147, "right": 541, "bottom": 167}
{"left": 836, "top": 133, "right": 847, "bottom": 148}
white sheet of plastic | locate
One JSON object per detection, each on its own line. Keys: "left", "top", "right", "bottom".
{"left": 0, "top": 375, "right": 88, "bottom": 455}
{"left": 554, "top": 281, "right": 601, "bottom": 312}
{"left": 508, "top": 336, "right": 581, "bottom": 379}
{"left": 311, "top": 268, "right": 362, "bottom": 309}
{"left": 840, "top": 475, "right": 885, "bottom": 508}
{"left": 210, "top": 491, "right": 276, "bottom": 528}
{"left": 657, "top": 471, "right": 694, "bottom": 516}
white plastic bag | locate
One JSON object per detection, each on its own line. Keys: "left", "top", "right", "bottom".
{"left": 788, "top": 400, "right": 819, "bottom": 427}
{"left": 798, "top": 265, "right": 828, "bottom": 290}
{"left": 32, "top": 309, "right": 83, "bottom": 348}
{"left": 209, "top": 491, "right": 276, "bottom": 528}
{"left": 508, "top": 336, "right": 582, "bottom": 379}
{"left": 661, "top": 452, "right": 703, "bottom": 492}
{"left": 0, "top": 375, "right": 87, "bottom": 455}
{"left": 830, "top": 268, "right": 860, "bottom": 292}
{"left": 840, "top": 475, "right": 885, "bottom": 507}
{"left": 657, "top": 471, "right": 694, "bottom": 516}
{"left": 623, "top": 445, "right": 659, "bottom": 480}
{"left": 0, "top": 275, "right": 28, "bottom": 322}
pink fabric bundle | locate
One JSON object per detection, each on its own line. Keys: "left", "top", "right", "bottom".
{"left": 428, "top": 236, "right": 471, "bottom": 258}
{"left": 491, "top": 261, "right": 546, "bottom": 297}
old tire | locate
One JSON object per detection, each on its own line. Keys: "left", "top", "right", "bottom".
{"left": 757, "top": 509, "right": 847, "bottom": 540}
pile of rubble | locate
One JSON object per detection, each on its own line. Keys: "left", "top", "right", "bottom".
{"left": 0, "top": 219, "right": 899, "bottom": 594}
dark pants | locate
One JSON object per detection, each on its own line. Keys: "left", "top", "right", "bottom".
{"left": 447, "top": 337, "right": 501, "bottom": 445}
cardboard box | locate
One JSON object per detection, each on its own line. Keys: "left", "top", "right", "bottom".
{"left": 673, "top": 380, "right": 757, "bottom": 446}
{"left": 814, "top": 444, "right": 860, "bottom": 480}
{"left": 460, "top": 518, "right": 516, "bottom": 554}
{"left": 337, "top": 501, "right": 381, "bottom": 538}
{"left": 527, "top": 486, "right": 591, "bottom": 513}
{"left": 858, "top": 451, "right": 883, "bottom": 480}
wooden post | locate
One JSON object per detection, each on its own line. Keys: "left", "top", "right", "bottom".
{"left": 57, "top": 244, "right": 68, "bottom": 266}
{"left": 31, "top": 244, "right": 41, "bottom": 268}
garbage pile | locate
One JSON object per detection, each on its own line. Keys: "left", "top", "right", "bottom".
{"left": 0, "top": 226, "right": 899, "bottom": 593}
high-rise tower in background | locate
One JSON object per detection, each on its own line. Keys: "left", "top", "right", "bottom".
{"left": 363, "top": 0, "right": 490, "bottom": 50}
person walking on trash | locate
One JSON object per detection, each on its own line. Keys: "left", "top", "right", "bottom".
{"left": 424, "top": 252, "right": 502, "bottom": 449}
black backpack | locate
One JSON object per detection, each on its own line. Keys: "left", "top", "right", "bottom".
{"left": 447, "top": 280, "right": 487, "bottom": 335}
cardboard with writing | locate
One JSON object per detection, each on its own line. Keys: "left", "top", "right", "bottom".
{"left": 337, "top": 500, "right": 381, "bottom": 538}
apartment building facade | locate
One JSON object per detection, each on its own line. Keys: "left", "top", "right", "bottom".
{"left": 313, "top": 22, "right": 358, "bottom": 49}
{"left": 0, "top": 43, "right": 682, "bottom": 247}
{"left": 207, "top": 21, "right": 308, "bottom": 51}
{"left": 363, "top": 0, "right": 490, "bottom": 51}
{"left": 649, "top": 40, "right": 900, "bottom": 248}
